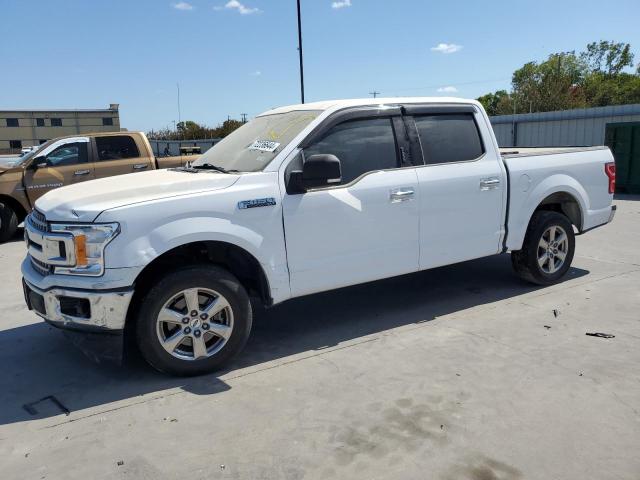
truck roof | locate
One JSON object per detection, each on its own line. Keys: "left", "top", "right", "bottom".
{"left": 259, "top": 97, "right": 481, "bottom": 116}
{"left": 45, "top": 131, "right": 138, "bottom": 141}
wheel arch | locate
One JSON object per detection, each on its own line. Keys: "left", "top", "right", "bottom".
{"left": 507, "top": 174, "right": 588, "bottom": 251}
{"left": 126, "top": 240, "right": 272, "bottom": 332}
{"left": 534, "top": 191, "right": 583, "bottom": 230}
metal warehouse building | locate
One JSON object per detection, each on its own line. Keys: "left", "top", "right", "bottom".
{"left": 490, "top": 104, "right": 640, "bottom": 192}
{"left": 0, "top": 104, "right": 120, "bottom": 154}
{"left": 490, "top": 104, "right": 640, "bottom": 147}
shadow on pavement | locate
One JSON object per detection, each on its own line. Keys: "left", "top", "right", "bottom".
{"left": 0, "top": 254, "right": 589, "bottom": 426}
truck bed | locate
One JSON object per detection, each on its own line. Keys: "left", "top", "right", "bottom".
{"left": 500, "top": 145, "right": 614, "bottom": 252}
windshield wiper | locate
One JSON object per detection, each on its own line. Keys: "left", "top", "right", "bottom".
{"left": 191, "top": 163, "right": 241, "bottom": 174}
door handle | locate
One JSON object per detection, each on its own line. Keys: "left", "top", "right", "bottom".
{"left": 74, "top": 169, "right": 90, "bottom": 176}
{"left": 479, "top": 177, "right": 501, "bottom": 191}
{"left": 133, "top": 163, "right": 149, "bottom": 170}
{"left": 390, "top": 187, "right": 415, "bottom": 203}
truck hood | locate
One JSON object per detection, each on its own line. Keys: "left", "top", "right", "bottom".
{"left": 36, "top": 168, "right": 241, "bottom": 222}
{"left": 0, "top": 158, "right": 23, "bottom": 172}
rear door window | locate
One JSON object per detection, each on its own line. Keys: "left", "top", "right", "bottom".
{"left": 414, "top": 114, "right": 484, "bottom": 164}
{"left": 95, "top": 136, "right": 140, "bottom": 161}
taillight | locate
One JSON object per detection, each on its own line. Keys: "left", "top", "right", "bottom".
{"left": 605, "top": 162, "right": 616, "bottom": 194}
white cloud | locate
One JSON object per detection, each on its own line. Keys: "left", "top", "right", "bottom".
{"left": 250, "top": 70, "right": 262, "bottom": 76}
{"left": 430, "top": 43, "right": 463, "bottom": 54}
{"left": 437, "top": 86, "right": 458, "bottom": 93}
{"left": 332, "top": 0, "right": 352, "bottom": 8}
{"left": 216, "top": 0, "right": 260, "bottom": 14}
{"left": 172, "top": 2, "right": 194, "bottom": 10}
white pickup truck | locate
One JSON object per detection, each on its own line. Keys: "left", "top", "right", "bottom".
{"left": 21, "top": 97, "right": 616, "bottom": 375}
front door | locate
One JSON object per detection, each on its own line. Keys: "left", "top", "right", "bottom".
{"left": 92, "top": 135, "right": 154, "bottom": 178}
{"left": 282, "top": 114, "right": 420, "bottom": 297}
{"left": 24, "top": 137, "right": 95, "bottom": 204}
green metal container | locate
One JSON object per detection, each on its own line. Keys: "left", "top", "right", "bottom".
{"left": 605, "top": 122, "right": 640, "bottom": 194}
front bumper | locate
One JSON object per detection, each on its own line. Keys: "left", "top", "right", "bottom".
{"left": 21, "top": 260, "right": 135, "bottom": 365}
{"left": 22, "top": 278, "right": 133, "bottom": 332}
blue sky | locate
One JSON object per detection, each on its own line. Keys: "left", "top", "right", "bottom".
{"left": 1, "top": 0, "right": 639, "bottom": 131}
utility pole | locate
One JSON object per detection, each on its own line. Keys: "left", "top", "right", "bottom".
{"left": 369, "top": 91, "right": 380, "bottom": 98}
{"left": 176, "top": 83, "right": 182, "bottom": 140}
{"left": 241, "top": 113, "right": 248, "bottom": 123}
{"left": 296, "top": 0, "right": 305, "bottom": 104}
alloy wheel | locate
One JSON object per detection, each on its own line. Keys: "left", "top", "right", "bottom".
{"left": 537, "top": 225, "right": 569, "bottom": 274}
{"left": 156, "top": 287, "right": 234, "bottom": 361}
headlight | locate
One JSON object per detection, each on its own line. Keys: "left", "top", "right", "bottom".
{"left": 49, "top": 223, "right": 119, "bottom": 276}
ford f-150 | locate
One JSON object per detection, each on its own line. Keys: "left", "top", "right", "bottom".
{"left": 20, "top": 97, "right": 616, "bottom": 375}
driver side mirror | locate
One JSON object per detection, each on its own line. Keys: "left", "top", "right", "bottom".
{"left": 288, "top": 154, "right": 342, "bottom": 193}
{"left": 30, "top": 156, "right": 48, "bottom": 169}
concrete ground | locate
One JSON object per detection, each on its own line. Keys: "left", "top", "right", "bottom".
{"left": 1, "top": 197, "right": 639, "bottom": 480}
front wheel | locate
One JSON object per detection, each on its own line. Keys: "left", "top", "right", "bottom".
{"left": 136, "top": 265, "right": 252, "bottom": 376}
{"left": 0, "top": 203, "right": 19, "bottom": 243}
{"left": 511, "top": 211, "right": 575, "bottom": 285}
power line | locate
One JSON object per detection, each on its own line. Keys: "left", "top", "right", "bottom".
{"left": 383, "top": 77, "right": 511, "bottom": 95}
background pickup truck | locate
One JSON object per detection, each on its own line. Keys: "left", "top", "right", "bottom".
{"left": 20, "top": 97, "right": 616, "bottom": 376}
{"left": 0, "top": 131, "right": 198, "bottom": 241}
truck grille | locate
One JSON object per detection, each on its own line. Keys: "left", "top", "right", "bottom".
{"left": 26, "top": 210, "right": 52, "bottom": 276}
{"left": 31, "top": 257, "right": 53, "bottom": 276}
{"left": 29, "top": 209, "right": 49, "bottom": 233}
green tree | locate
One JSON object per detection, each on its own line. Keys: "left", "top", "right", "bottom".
{"left": 580, "top": 41, "right": 634, "bottom": 75}
{"left": 477, "top": 40, "right": 640, "bottom": 115}
{"left": 477, "top": 90, "right": 510, "bottom": 116}
{"left": 583, "top": 72, "right": 640, "bottom": 107}
{"left": 510, "top": 52, "right": 587, "bottom": 113}
{"left": 148, "top": 118, "right": 244, "bottom": 140}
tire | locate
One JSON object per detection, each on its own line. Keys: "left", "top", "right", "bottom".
{"left": 136, "top": 265, "right": 252, "bottom": 376}
{"left": 0, "top": 202, "right": 19, "bottom": 243}
{"left": 511, "top": 211, "right": 575, "bottom": 286}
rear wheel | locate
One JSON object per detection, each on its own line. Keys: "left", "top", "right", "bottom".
{"left": 511, "top": 211, "right": 575, "bottom": 285}
{"left": 136, "top": 265, "right": 252, "bottom": 376}
{"left": 0, "top": 203, "right": 19, "bottom": 243}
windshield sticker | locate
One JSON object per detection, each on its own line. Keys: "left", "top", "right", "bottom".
{"left": 248, "top": 140, "right": 280, "bottom": 152}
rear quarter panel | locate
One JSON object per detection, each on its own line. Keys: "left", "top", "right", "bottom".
{"left": 504, "top": 148, "right": 614, "bottom": 250}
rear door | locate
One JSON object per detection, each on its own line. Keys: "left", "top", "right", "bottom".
{"left": 92, "top": 135, "right": 154, "bottom": 178}
{"left": 24, "top": 137, "right": 95, "bottom": 204}
{"left": 406, "top": 105, "right": 505, "bottom": 270}
{"left": 282, "top": 108, "right": 421, "bottom": 297}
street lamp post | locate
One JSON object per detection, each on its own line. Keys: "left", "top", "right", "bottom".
{"left": 296, "top": 0, "right": 305, "bottom": 104}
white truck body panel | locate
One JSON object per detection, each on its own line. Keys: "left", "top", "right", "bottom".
{"left": 282, "top": 166, "right": 420, "bottom": 297}
{"left": 37, "top": 168, "right": 239, "bottom": 222}
{"left": 503, "top": 146, "right": 613, "bottom": 251}
{"left": 95, "top": 171, "right": 291, "bottom": 304}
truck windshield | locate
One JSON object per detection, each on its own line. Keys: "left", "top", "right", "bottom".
{"left": 191, "top": 110, "right": 321, "bottom": 172}
{"left": 14, "top": 139, "right": 55, "bottom": 165}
